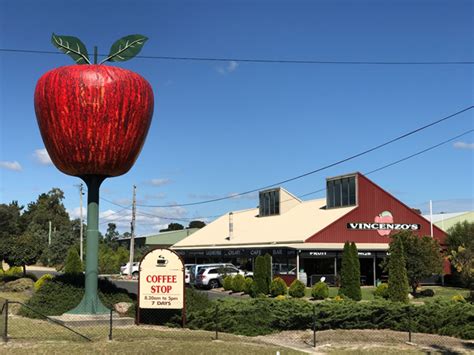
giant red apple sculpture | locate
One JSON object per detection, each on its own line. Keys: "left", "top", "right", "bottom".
{"left": 35, "top": 34, "right": 154, "bottom": 177}
{"left": 34, "top": 34, "right": 154, "bottom": 315}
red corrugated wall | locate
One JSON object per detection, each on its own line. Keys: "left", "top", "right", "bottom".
{"left": 305, "top": 173, "right": 447, "bottom": 245}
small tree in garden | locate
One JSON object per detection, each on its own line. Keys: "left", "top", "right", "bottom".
{"left": 264, "top": 253, "right": 272, "bottom": 292}
{"left": 387, "top": 236, "right": 409, "bottom": 303}
{"left": 311, "top": 281, "right": 329, "bottom": 300}
{"left": 254, "top": 256, "right": 269, "bottom": 295}
{"left": 270, "top": 277, "right": 287, "bottom": 297}
{"left": 232, "top": 274, "right": 246, "bottom": 293}
{"left": 339, "top": 241, "right": 362, "bottom": 301}
{"left": 64, "top": 247, "right": 83, "bottom": 274}
{"left": 288, "top": 279, "right": 305, "bottom": 298}
{"left": 350, "top": 242, "right": 362, "bottom": 300}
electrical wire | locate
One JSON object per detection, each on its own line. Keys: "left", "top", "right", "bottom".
{"left": 1, "top": 48, "right": 473, "bottom": 65}
{"left": 99, "top": 128, "right": 474, "bottom": 222}
{"left": 136, "top": 106, "right": 473, "bottom": 208}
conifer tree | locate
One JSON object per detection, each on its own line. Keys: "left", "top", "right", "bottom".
{"left": 64, "top": 247, "right": 83, "bottom": 274}
{"left": 254, "top": 255, "right": 269, "bottom": 295}
{"left": 350, "top": 242, "right": 362, "bottom": 301}
{"left": 388, "top": 236, "right": 409, "bottom": 303}
{"left": 339, "top": 241, "right": 352, "bottom": 297}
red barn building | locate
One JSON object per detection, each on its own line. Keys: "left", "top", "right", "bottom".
{"left": 173, "top": 172, "right": 447, "bottom": 286}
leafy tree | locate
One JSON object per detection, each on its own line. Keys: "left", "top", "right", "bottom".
{"left": 387, "top": 231, "right": 443, "bottom": 294}
{"left": 64, "top": 247, "right": 83, "bottom": 274}
{"left": 3, "top": 229, "right": 42, "bottom": 275}
{"left": 339, "top": 241, "right": 361, "bottom": 301}
{"left": 446, "top": 221, "right": 474, "bottom": 253}
{"left": 188, "top": 220, "right": 206, "bottom": 229}
{"left": 159, "top": 223, "right": 184, "bottom": 232}
{"left": 98, "top": 244, "right": 129, "bottom": 274}
{"left": 104, "top": 223, "right": 120, "bottom": 249}
{"left": 446, "top": 221, "right": 474, "bottom": 292}
{"left": 0, "top": 202, "right": 25, "bottom": 264}
{"left": 387, "top": 236, "right": 409, "bottom": 303}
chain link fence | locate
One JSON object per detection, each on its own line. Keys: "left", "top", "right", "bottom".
{"left": 1, "top": 290, "right": 473, "bottom": 353}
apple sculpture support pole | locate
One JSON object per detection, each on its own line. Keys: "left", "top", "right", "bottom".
{"left": 69, "top": 175, "right": 109, "bottom": 314}
{"left": 34, "top": 34, "right": 154, "bottom": 315}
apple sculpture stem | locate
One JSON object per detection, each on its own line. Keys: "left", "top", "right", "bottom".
{"left": 35, "top": 34, "right": 154, "bottom": 315}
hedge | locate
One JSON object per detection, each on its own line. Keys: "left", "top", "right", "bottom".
{"left": 187, "top": 298, "right": 474, "bottom": 339}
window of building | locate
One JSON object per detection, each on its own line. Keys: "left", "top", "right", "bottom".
{"left": 259, "top": 189, "right": 280, "bottom": 217}
{"left": 326, "top": 175, "right": 357, "bottom": 208}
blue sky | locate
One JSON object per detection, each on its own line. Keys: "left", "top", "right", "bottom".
{"left": 0, "top": 0, "right": 473, "bottom": 235}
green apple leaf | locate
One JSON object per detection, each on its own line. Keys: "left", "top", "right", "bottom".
{"left": 51, "top": 33, "right": 91, "bottom": 65}
{"left": 101, "top": 34, "right": 148, "bottom": 63}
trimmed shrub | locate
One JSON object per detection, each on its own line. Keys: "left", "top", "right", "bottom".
{"left": 231, "top": 274, "right": 245, "bottom": 293}
{"left": 187, "top": 298, "right": 474, "bottom": 339}
{"left": 288, "top": 279, "right": 305, "bottom": 298}
{"left": 243, "top": 277, "right": 253, "bottom": 294}
{"left": 34, "top": 273, "right": 54, "bottom": 291}
{"left": 222, "top": 275, "right": 233, "bottom": 291}
{"left": 270, "top": 277, "right": 287, "bottom": 297}
{"left": 373, "top": 283, "right": 389, "bottom": 299}
{"left": 452, "top": 294, "right": 466, "bottom": 303}
{"left": 19, "top": 274, "right": 135, "bottom": 318}
{"left": 64, "top": 247, "right": 83, "bottom": 274}
{"left": 311, "top": 281, "right": 329, "bottom": 300}
{"left": 420, "top": 289, "right": 435, "bottom": 297}
{"left": 248, "top": 280, "right": 260, "bottom": 298}
{"left": 264, "top": 254, "right": 272, "bottom": 292}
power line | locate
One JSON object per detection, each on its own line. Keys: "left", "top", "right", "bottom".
{"left": 100, "top": 128, "right": 474, "bottom": 222}
{"left": 1, "top": 48, "right": 473, "bottom": 65}
{"left": 136, "top": 105, "right": 473, "bottom": 208}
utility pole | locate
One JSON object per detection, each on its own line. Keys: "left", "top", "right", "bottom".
{"left": 48, "top": 221, "right": 52, "bottom": 265}
{"left": 74, "top": 183, "right": 85, "bottom": 262}
{"left": 128, "top": 185, "right": 137, "bottom": 277}
{"left": 79, "top": 183, "right": 84, "bottom": 262}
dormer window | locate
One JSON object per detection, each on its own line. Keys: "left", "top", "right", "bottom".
{"left": 327, "top": 175, "right": 357, "bottom": 208}
{"left": 259, "top": 189, "right": 280, "bottom": 217}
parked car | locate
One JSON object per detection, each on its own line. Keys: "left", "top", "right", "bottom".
{"left": 184, "top": 264, "right": 195, "bottom": 285}
{"left": 120, "top": 262, "right": 139, "bottom": 277}
{"left": 197, "top": 265, "right": 253, "bottom": 289}
{"left": 189, "top": 263, "right": 234, "bottom": 286}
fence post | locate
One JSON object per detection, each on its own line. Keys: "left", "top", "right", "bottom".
{"left": 214, "top": 304, "right": 219, "bottom": 340}
{"left": 408, "top": 305, "right": 412, "bottom": 343}
{"left": 2, "top": 300, "right": 8, "bottom": 343}
{"left": 313, "top": 304, "right": 316, "bottom": 347}
{"left": 109, "top": 308, "right": 113, "bottom": 341}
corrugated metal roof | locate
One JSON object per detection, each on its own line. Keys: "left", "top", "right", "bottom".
{"left": 145, "top": 228, "right": 199, "bottom": 246}
{"left": 172, "top": 198, "right": 356, "bottom": 248}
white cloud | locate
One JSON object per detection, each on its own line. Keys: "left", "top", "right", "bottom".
{"left": 68, "top": 206, "right": 87, "bottom": 220}
{"left": 217, "top": 61, "right": 239, "bottom": 75}
{"left": 33, "top": 148, "right": 53, "bottom": 165}
{"left": 453, "top": 141, "right": 474, "bottom": 150}
{"left": 148, "top": 178, "right": 171, "bottom": 186}
{"left": 0, "top": 161, "right": 22, "bottom": 171}
{"left": 98, "top": 205, "right": 189, "bottom": 235}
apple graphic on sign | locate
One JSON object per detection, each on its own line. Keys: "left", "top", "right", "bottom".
{"left": 374, "top": 211, "right": 393, "bottom": 236}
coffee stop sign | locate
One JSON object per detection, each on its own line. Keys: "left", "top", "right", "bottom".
{"left": 138, "top": 248, "right": 184, "bottom": 310}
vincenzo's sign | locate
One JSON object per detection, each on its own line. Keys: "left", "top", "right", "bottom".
{"left": 347, "top": 211, "right": 421, "bottom": 236}
{"left": 138, "top": 248, "right": 185, "bottom": 310}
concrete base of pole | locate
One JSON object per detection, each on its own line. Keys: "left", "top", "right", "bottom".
{"left": 66, "top": 294, "right": 110, "bottom": 315}
{"left": 51, "top": 313, "right": 134, "bottom": 327}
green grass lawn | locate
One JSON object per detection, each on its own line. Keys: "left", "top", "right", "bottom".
{"left": 1, "top": 317, "right": 304, "bottom": 355}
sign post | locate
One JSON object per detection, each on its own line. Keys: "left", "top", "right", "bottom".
{"left": 137, "top": 248, "right": 185, "bottom": 326}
